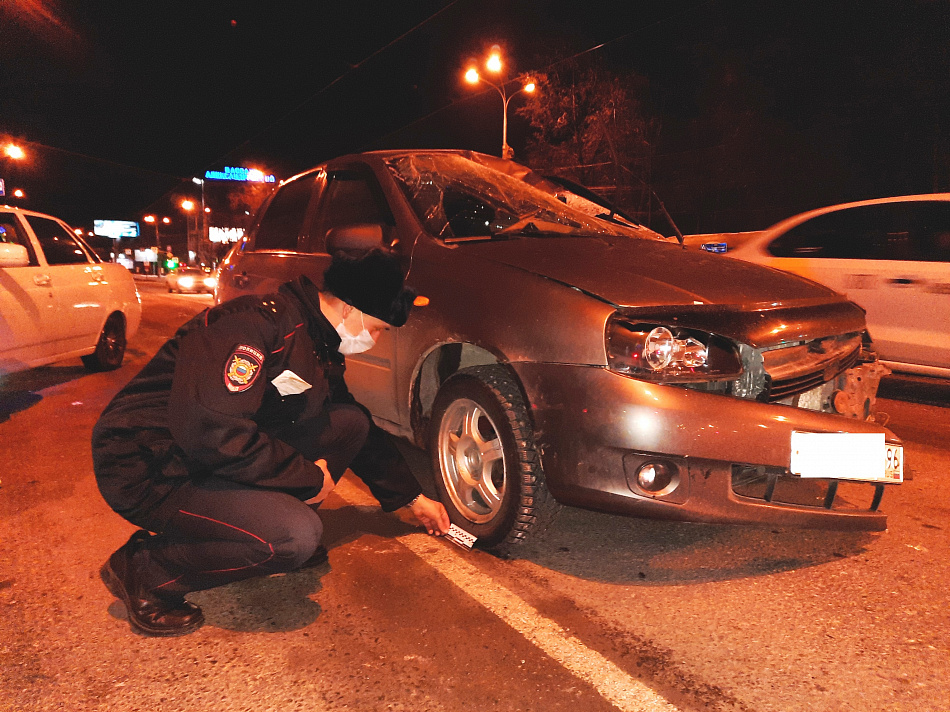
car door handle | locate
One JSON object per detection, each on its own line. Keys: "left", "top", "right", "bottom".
{"left": 233, "top": 273, "right": 250, "bottom": 289}
{"left": 889, "top": 278, "right": 917, "bottom": 285}
{"left": 33, "top": 274, "right": 51, "bottom": 287}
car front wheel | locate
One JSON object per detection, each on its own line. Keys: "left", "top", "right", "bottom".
{"left": 429, "top": 365, "right": 559, "bottom": 557}
{"left": 81, "top": 313, "right": 126, "bottom": 371}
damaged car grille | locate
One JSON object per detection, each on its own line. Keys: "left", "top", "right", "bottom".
{"left": 762, "top": 334, "right": 862, "bottom": 402}
{"left": 733, "top": 333, "right": 863, "bottom": 403}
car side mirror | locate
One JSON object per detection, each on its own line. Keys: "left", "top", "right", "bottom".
{"left": 0, "top": 243, "right": 29, "bottom": 267}
{"left": 325, "top": 223, "right": 386, "bottom": 253}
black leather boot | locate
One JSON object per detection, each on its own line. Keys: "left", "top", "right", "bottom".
{"left": 100, "top": 530, "right": 205, "bottom": 637}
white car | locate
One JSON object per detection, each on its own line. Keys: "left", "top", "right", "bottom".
{"left": 716, "top": 195, "right": 950, "bottom": 378}
{"left": 165, "top": 266, "right": 217, "bottom": 294}
{"left": 0, "top": 206, "right": 142, "bottom": 375}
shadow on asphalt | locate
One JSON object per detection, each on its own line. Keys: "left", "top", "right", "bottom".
{"left": 397, "top": 441, "right": 877, "bottom": 586}
{"left": 179, "top": 505, "right": 418, "bottom": 635}
{"left": 0, "top": 365, "right": 87, "bottom": 422}
{"left": 187, "top": 569, "right": 326, "bottom": 634}
{"left": 514, "top": 507, "right": 876, "bottom": 585}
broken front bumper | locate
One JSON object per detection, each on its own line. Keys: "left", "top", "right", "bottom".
{"left": 512, "top": 363, "right": 901, "bottom": 531}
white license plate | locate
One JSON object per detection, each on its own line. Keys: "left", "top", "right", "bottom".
{"left": 790, "top": 432, "right": 903, "bottom": 483}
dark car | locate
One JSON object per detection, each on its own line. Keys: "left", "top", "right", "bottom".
{"left": 216, "top": 150, "right": 903, "bottom": 556}
{"left": 166, "top": 266, "right": 217, "bottom": 294}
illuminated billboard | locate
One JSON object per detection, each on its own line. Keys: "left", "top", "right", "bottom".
{"left": 204, "top": 166, "right": 276, "bottom": 183}
{"left": 94, "top": 220, "right": 140, "bottom": 239}
{"left": 209, "top": 226, "right": 245, "bottom": 243}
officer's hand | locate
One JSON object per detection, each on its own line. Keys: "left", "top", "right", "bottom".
{"left": 408, "top": 495, "right": 451, "bottom": 536}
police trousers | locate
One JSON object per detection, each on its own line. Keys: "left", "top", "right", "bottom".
{"left": 97, "top": 403, "right": 369, "bottom": 600}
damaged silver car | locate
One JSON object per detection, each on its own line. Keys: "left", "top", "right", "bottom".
{"left": 216, "top": 150, "right": 903, "bottom": 556}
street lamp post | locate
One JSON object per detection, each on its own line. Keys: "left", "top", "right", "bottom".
{"left": 143, "top": 215, "right": 159, "bottom": 248}
{"left": 1, "top": 142, "right": 26, "bottom": 200}
{"left": 465, "top": 47, "right": 536, "bottom": 159}
{"left": 191, "top": 177, "right": 213, "bottom": 265}
{"left": 143, "top": 215, "right": 171, "bottom": 273}
{"left": 143, "top": 215, "right": 158, "bottom": 275}
{"left": 192, "top": 177, "right": 206, "bottom": 241}
{"left": 181, "top": 199, "right": 196, "bottom": 264}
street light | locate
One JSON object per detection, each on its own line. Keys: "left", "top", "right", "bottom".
{"left": 1, "top": 142, "right": 26, "bottom": 199}
{"left": 464, "top": 47, "right": 536, "bottom": 159}
{"left": 143, "top": 214, "right": 169, "bottom": 249}
{"left": 192, "top": 176, "right": 210, "bottom": 265}
{"left": 3, "top": 144, "right": 24, "bottom": 160}
{"left": 181, "top": 199, "right": 197, "bottom": 264}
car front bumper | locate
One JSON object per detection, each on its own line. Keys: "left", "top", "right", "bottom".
{"left": 512, "top": 362, "right": 900, "bottom": 531}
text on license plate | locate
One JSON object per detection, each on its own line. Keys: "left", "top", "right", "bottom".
{"left": 790, "top": 432, "right": 903, "bottom": 483}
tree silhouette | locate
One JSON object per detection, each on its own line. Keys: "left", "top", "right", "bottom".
{"left": 517, "top": 59, "right": 661, "bottom": 225}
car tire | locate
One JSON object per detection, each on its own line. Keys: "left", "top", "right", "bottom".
{"left": 429, "top": 365, "right": 560, "bottom": 557}
{"left": 81, "top": 313, "right": 127, "bottom": 372}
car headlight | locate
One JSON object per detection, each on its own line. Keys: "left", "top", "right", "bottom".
{"left": 203, "top": 276, "right": 218, "bottom": 288}
{"left": 606, "top": 316, "right": 743, "bottom": 382}
{"left": 178, "top": 276, "right": 195, "bottom": 288}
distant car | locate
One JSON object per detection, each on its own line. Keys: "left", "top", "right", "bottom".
{"left": 0, "top": 206, "right": 142, "bottom": 374}
{"left": 166, "top": 266, "right": 217, "bottom": 294}
{"left": 216, "top": 150, "right": 903, "bottom": 556}
{"left": 718, "top": 195, "right": 950, "bottom": 379}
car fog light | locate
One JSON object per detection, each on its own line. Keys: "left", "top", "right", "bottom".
{"left": 637, "top": 462, "right": 674, "bottom": 492}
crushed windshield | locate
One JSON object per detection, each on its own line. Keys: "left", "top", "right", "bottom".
{"left": 386, "top": 153, "right": 647, "bottom": 242}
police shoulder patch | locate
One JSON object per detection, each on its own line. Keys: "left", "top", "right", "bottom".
{"left": 224, "top": 344, "right": 265, "bottom": 393}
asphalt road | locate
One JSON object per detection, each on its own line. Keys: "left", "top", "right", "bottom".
{"left": 1, "top": 279, "right": 947, "bottom": 712}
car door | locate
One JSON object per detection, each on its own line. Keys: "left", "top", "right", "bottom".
{"left": 218, "top": 170, "right": 325, "bottom": 298}
{"left": 891, "top": 201, "right": 950, "bottom": 370}
{"left": 23, "top": 214, "right": 106, "bottom": 354}
{"left": 307, "top": 164, "right": 401, "bottom": 423}
{"left": 0, "top": 211, "right": 61, "bottom": 372}
{"left": 762, "top": 202, "right": 950, "bottom": 371}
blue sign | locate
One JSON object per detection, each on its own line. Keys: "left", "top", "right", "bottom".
{"left": 94, "top": 220, "right": 140, "bottom": 239}
{"left": 204, "top": 166, "right": 276, "bottom": 183}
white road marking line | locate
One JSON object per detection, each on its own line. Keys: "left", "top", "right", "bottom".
{"left": 334, "top": 480, "right": 680, "bottom": 712}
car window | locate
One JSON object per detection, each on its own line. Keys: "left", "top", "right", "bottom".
{"left": 0, "top": 213, "right": 39, "bottom": 265}
{"left": 767, "top": 202, "right": 948, "bottom": 261}
{"left": 25, "top": 215, "right": 92, "bottom": 265}
{"left": 253, "top": 172, "right": 319, "bottom": 251}
{"left": 320, "top": 169, "right": 395, "bottom": 232}
{"left": 911, "top": 201, "right": 950, "bottom": 262}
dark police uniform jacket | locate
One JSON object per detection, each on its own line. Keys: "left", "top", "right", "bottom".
{"left": 92, "top": 276, "right": 422, "bottom": 523}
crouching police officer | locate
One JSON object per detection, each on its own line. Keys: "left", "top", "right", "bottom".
{"left": 92, "top": 249, "right": 450, "bottom": 637}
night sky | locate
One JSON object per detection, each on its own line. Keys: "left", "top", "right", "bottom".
{"left": 2, "top": 0, "right": 949, "bottom": 234}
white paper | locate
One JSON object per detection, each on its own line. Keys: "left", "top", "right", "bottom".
{"left": 271, "top": 369, "right": 312, "bottom": 396}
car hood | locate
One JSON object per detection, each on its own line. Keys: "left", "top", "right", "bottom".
{"left": 464, "top": 235, "right": 844, "bottom": 308}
